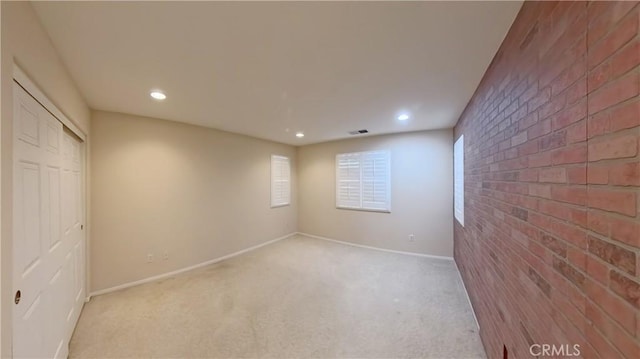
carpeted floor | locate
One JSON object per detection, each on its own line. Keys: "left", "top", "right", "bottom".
{"left": 70, "top": 235, "right": 486, "bottom": 358}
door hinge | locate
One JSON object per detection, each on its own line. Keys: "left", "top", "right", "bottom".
{"left": 81, "top": 224, "right": 84, "bottom": 230}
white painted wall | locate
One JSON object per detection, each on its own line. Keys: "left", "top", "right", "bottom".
{"left": 90, "top": 111, "right": 298, "bottom": 292}
{"left": 298, "top": 130, "right": 454, "bottom": 257}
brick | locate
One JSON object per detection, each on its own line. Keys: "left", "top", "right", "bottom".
{"left": 609, "top": 99, "right": 640, "bottom": 132}
{"left": 587, "top": 111, "right": 610, "bottom": 138}
{"left": 539, "top": 130, "right": 567, "bottom": 151}
{"left": 566, "top": 77, "right": 587, "bottom": 106}
{"left": 551, "top": 58, "right": 586, "bottom": 98}
{"left": 611, "top": 39, "right": 640, "bottom": 78}
{"left": 588, "top": 73, "right": 639, "bottom": 114}
{"left": 550, "top": 294, "right": 587, "bottom": 343}
{"left": 609, "top": 161, "right": 640, "bottom": 186}
{"left": 452, "top": 2, "right": 640, "bottom": 356}
{"left": 519, "top": 113, "right": 539, "bottom": 130}
{"left": 540, "top": 233, "right": 568, "bottom": 257}
{"left": 553, "top": 257, "right": 586, "bottom": 289}
{"left": 541, "top": 52, "right": 586, "bottom": 100}
{"left": 499, "top": 157, "right": 529, "bottom": 171}
{"left": 588, "top": 11, "right": 639, "bottom": 69}
{"left": 499, "top": 97, "right": 513, "bottom": 113}
{"left": 528, "top": 151, "right": 552, "bottom": 168}
{"left": 519, "top": 168, "right": 539, "bottom": 182}
{"left": 527, "top": 118, "right": 552, "bottom": 139}
{"left": 539, "top": 93, "right": 567, "bottom": 120}
{"left": 610, "top": 271, "right": 640, "bottom": 308}
{"left": 499, "top": 138, "right": 511, "bottom": 151}
{"left": 586, "top": 255, "right": 610, "bottom": 286}
{"left": 528, "top": 239, "right": 549, "bottom": 263}
{"left": 577, "top": 338, "right": 600, "bottom": 359}
{"left": 538, "top": 215, "right": 587, "bottom": 249}
{"left": 505, "top": 147, "right": 518, "bottom": 160}
{"left": 511, "top": 131, "right": 528, "bottom": 147}
{"left": 585, "top": 325, "right": 624, "bottom": 359}
{"left": 587, "top": 1, "right": 637, "bottom": 46}
{"left": 566, "top": 165, "right": 586, "bottom": 184}
{"left": 550, "top": 186, "right": 586, "bottom": 206}
{"left": 539, "top": 200, "right": 587, "bottom": 227}
{"left": 520, "top": 81, "right": 539, "bottom": 107}
{"left": 519, "top": 194, "right": 540, "bottom": 211}
{"left": 588, "top": 134, "right": 638, "bottom": 162}
{"left": 529, "top": 184, "right": 551, "bottom": 198}
{"left": 528, "top": 87, "right": 551, "bottom": 112}
{"left": 527, "top": 266, "right": 551, "bottom": 297}
{"left": 551, "top": 143, "right": 587, "bottom": 165}
{"left": 566, "top": 120, "right": 587, "bottom": 144}
{"left": 585, "top": 278, "right": 637, "bottom": 334}
{"left": 587, "top": 165, "right": 609, "bottom": 184}
{"left": 517, "top": 140, "right": 539, "bottom": 156}
{"left": 540, "top": 2, "right": 586, "bottom": 59}
{"left": 588, "top": 236, "right": 636, "bottom": 275}
{"left": 587, "top": 187, "right": 637, "bottom": 217}
{"left": 588, "top": 60, "right": 612, "bottom": 92}
{"left": 610, "top": 217, "right": 640, "bottom": 247}
{"left": 574, "top": 211, "right": 593, "bottom": 232}
{"left": 512, "top": 104, "right": 529, "bottom": 123}
{"left": 586, "top": 300, "right": 640, "bottom": 356}
{"left": 511, "top": 207, "right": 529, "bottom": 221}
{"left": 538, "top": 167, "right": 567, "bottom": 183}
{"left": 587, "top": 210, "right": 610, "bottom": 236}
{"left": 637, "top": 310, "right": 640, "bottom": 339}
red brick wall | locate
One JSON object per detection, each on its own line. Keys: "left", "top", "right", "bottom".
{"left": 453, "top": 1, "right": 639, "bottom": 358}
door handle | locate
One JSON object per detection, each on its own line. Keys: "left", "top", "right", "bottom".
{"left": 15, "top": 290, "right": 21, "bottom": 305}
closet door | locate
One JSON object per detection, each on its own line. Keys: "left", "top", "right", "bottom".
{"left": 13, "top": 81, "right": 85, "bottom": 359}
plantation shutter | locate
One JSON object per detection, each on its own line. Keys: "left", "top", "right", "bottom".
{"left": 336, "top": 150, "right": 390, "bottom": 212}
{"left": 454, "top": 135, "right": 464, "bottom": 226}
{"left": 361, "top": 151, "right": 390, "bottom": 211}
{"left": 271, "top": 155, "right": 290, "bottom": 207}
{"left": 336, "top": 153, "right": 361, "bottom": 209}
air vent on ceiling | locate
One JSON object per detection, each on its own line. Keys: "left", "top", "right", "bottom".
{"left": 349, "top": 129, "right": 369, "bottom": 135}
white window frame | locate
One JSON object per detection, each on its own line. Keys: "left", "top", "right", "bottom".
{"left": 270, "top": 155, "right": 291, "bottom": 208}
{"left": 454, "top": 135, "right": 464, "bottom": 226}
{"left": 336, "top": 150, "right": 391, "bottom": 213}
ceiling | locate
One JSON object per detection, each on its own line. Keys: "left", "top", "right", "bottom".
{"left": 32, "top": 1, "right": 522, "bottom": 145}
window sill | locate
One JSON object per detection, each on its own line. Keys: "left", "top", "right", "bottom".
{"left": 271, "top": 204, "right": 290, "bottom": 208}
{"left": 336, "top": 206, "right": 391, "bottom": 214}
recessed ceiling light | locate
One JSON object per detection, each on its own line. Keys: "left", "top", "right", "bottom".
{"left": 296, "top": 132, "right": 305, "bottom": 138}
{"left": 397, "top": 113, "right": 410, "bottom": 121}
{"left": 150, "top": 91, "right": 166, "bottom": 100}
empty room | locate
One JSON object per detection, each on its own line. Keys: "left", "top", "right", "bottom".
{"left": 1, "top": 0, "right": 639, "bottom": 358}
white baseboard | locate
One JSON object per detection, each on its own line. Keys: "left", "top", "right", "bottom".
{"left": 297, "top": 232, "right": 454, "bottom": 261}
{"left": 454, "top": 261, "right": 480, "bottom": 330}
{"left": 88, "top": 232, "right": 297, "bottom": 298}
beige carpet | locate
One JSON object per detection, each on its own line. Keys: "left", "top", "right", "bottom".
{"left": 70, "top": 235, "right": 486, "bottom": 358}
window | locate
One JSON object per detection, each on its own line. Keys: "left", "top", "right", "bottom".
{"left": 271, "top": 155, "right": 290, "bottom": 207}
{"left": 454, "top": 135, "right": 464, "bottom": 226}
{"left": 336, "top": 150, "right": 390, "bottom": 212}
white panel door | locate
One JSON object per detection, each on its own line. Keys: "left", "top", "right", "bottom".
{"left": 13, "top": 82, "right": 85, "bottom": 359}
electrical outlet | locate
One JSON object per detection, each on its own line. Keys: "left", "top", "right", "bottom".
{"left": 409, "top": 234, "right": 415, "bottom": 242}
{"left": 163, "top": 251, "right": 169, "bottom": 260}
{"left": 147, "top": 254, "right": 154, "bottom": 263}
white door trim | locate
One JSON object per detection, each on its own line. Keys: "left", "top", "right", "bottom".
{"left": 12, "top": 65, "right": 86, "bottom": 142}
